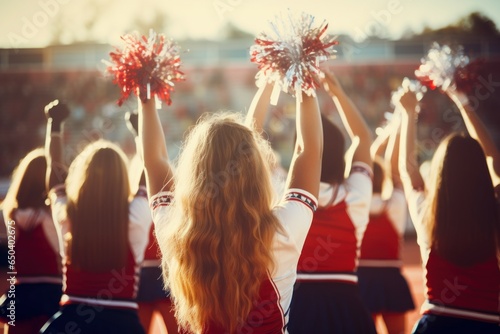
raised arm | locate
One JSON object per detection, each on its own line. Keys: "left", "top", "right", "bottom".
{"left": 245, "top": 82, "right": 274, "bottom": 133}
{"left": 370, "top": 122, "right": 391, "bottom": 159}
{"left": 44, "top": 100, "right": 69, "bottom": 190}
{"left": 371, "top": 114, "right": 402, "bottom": 189}
{"left": 446, "top": 87, "right": 500, "bottom": 185}
{"left": 385, "top": 115, "right": 403, "bottom": 189}
{"left": 285, "top": 93, "right": 323, "bottom": 199}
{"left": 397, "top": 90, "right": 425, "bottom": 195}
{"left": 321, "top": 70, "right": 372, "bottom": 167}
{"left": 125, "top": 111, "right": 147, "bottom": 192}
{"left": 138, "top": 98, "right": 174, "bottom": 197}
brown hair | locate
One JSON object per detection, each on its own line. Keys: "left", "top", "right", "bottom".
{"left": 65, "top": 141, "right": 130, "bottom": 271}
{"left": 2, "top": 148, "right": 48, "bottom": 218}
{"left": 424, "top": 134, "right": 499, "bottom": 266}
{"left": 320, "top": 114, "right": 346, "bottom": 184}
{"left": 372, "top": 157, "right": 385, "bottom": 194}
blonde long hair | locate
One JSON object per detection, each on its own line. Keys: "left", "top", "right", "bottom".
{"left": 2, "top": 148, "right": 48, "bottom": 219}
{"left": 65, "top": 140, "right": 130, "bottom": 271}
{"left": 158, "top": 113, "right": 281, "bottom": 333}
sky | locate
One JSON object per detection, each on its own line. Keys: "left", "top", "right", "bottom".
{"left": 1, "top": 0, "right": 500, "bottom": 48}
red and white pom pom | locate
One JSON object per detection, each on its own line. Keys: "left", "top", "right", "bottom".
{"left": 415, "top": 43, "right": 469, "bottom": 91}
{"left": 250, "top": 11, "right": 338, "bottom": 104}
{"left": 454, "top": 58, "right": 485, "bottom": 95}
{"left": 391, "top": 77, "right": 427, "bottom": 109}
{"left": 104, "top": 30, "right": 185, "bottom": 106}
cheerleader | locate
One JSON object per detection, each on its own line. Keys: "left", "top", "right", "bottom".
{"left": 357, "top": 114, "right": 415, "bottom": 334}
{"left": 40, "top": 103, "right": 152, "bottom": 334}
{"left": 126, "top": 112, "right": 179, "bottom": 334}
{"left": 445, "top": 86, "right": 500, "bottom": 195}
{"left": 288, "top": 70, "right": 376, "bottom": 334}
{"left": 397, "top": 89, "right": 500, "bottom": 334}
{"left": 0, "top": 148, "right": 63, "bottom": 334}
{"left": 138, "top": 79, "right": 322, "bottom": 334}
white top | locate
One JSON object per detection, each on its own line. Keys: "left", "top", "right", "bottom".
{"left": 49, "top": 185, "right": 152, "bottom": 265}
{"left": 317, "top": 161, "right": 373, "bottom": 248}
{"left": 5, "top": 208, "right": 63, "bottom": 259}
{"left": 370, "top": 188, "right": 407, "bottom": 236}
{"left": 405, "top": 188, "right": 430, "bottom": 261}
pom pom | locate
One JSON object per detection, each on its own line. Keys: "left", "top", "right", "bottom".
{"left": 104, "top": 30, "right": 185, "bottom": 106}
{"left": 392, "top": 77, "right": 427, "bottom": 105}
{"left": 454, "top": 58, "right": 485, "bottom": 95}
{"left": 415, "top": 43, "right": 469, "bottom": 91}
{"left": 250, "top": 11, "right": 338, "bottom": 103}
{"left": 391, "top": 77, "right": 427, "bottom": 113}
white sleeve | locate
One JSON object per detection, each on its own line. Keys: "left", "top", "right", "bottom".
{"left": 271, "top": 188, "right": 317, "bottom": 311}
{"left": 40, "top": 210, "right": 63, "bottom": 258}
{"left": 149, "top": 191, "right": 174, "bottom": 236}
{"left": 406, "top": 188, "right": 429, "bottom": 248}
{"left": 386, "top": 188, "right": 408, "bottom": 235}
{"left": 128, "top": 186, "right": 152, "bottom": 264}
{"left": 273, "top": 188, "right": 317, "bottom": 252}
{"left": 345, "top": 162, "right": 373, "bottom": 244}
{"left": 48, "top": 184, "right": 70, "bottom": 238}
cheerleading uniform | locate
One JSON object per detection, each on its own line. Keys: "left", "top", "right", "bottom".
{"left": 288, "top": 162, "right": 377, "bottom": 334}
{"left": 407, "top": 189, "right": 500, "bottom": 334}
{"left": 0, "top": 208, "right": 63, "bottom": 323}
{"left": 150, "top": 187, "right": 318, "bottom": 334}
{"left": 40, "top": 185, "right": 152, "bottom": 334}
{"left": 136, "top": 224, "right": 169, "bottom": 302}
{"left": 357, "top": 189, "right": 415, "bottom": 314}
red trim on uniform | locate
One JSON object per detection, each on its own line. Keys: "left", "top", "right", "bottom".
{"left": 150, "top": 193, "right": 173, "bottom": 211}
{"left": 285, "top": 191, "right": 318, "bottom": 212}
{"left": 350, "top": 165, "right": 373, "bottom": 180}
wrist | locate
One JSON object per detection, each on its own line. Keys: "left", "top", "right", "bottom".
{"left": 402, "top": 109, "right": 418, "bottom": 121}
{"left": 403, "top": 103, "right": 420, "bottom": 115}
{"left": 49, "top": 119, "right": 62, "bottom": 133}
{"left": 452, "top": 93, "right": 469, "bottom": 106}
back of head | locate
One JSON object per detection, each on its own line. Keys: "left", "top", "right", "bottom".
{"left": 3, "top": 148, "right": 47, "bottom": 218}
{"left": 320, "top": 114, "right": 346, "bottom": 184}
{"left": 426, "top": 133, "right": 499, "bottom": 266}
{"left": 162, "top": 112, "right": 279, "bottom": 333}
{"left": 66, "top": 140, "right": 130, "bottom": 271}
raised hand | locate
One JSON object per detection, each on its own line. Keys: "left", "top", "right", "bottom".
{"left": 44, "top": 100, "right": 70, "bottom": 125}
{"left": 44, "top": 99, "right": 69, "bottom": 189}
{"left": 397, "top": 90, "right": 419, "bottom": 114}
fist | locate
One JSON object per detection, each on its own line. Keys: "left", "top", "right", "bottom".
{"left": 44, "top": 100, "right": 70, "bottom": 123}
{"left": 125, "top": 110, "right": 139, "bottom": 136}
{"left": 398, "top": 90, "right": 419, "bottom": 112}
